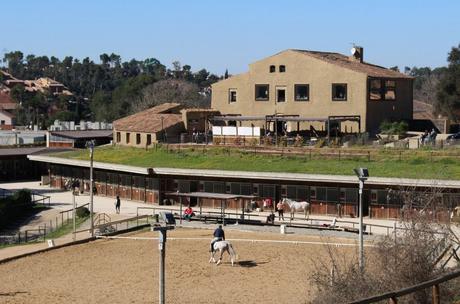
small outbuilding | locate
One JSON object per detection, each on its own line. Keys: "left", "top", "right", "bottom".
{"left": 113, "top": 103, "right": 219, "bottom": 147}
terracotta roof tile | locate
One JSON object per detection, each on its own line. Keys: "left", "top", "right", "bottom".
{"left": 0, "top": 92, "right": 17, "bottom": 110}
{"left": 292, "top": 49, "right": 413, "bottom": 79}
{"left": 113, "top": 103, "right": 185, "bottom": 133}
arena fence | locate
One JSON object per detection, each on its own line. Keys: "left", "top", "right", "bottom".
{"left": 350, "top": 269, "right": 460, "bottom": 304}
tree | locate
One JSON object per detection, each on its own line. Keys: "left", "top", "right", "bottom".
{"left": 3, "top": 51, "right": 24, "bottom": 77}
{"left": 436, "top": 44, "right": 460, "bottom": 121}
{"left": 131, "top": 79, "right": 209, "bottom": 113}
{"left": 409, "top": 66, "right": 446, "bottom": 108}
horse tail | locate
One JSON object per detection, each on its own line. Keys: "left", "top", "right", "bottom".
{"left": 228, "top": 243, "right": 238, "bottom": 261}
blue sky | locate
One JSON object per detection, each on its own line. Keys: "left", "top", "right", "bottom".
{"left": 1, "top": 0, "right": 459, "bottom": 75}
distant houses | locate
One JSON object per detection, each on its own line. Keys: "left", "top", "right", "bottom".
{"left": 0, "top": 70, "right": 73, "bottom": 130}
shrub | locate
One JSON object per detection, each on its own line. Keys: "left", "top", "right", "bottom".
{"left": 262, "top": 136, "right": 272, "bottom": 146}
{"left": 0, "top": 189, "right": 34, "bottom": 230}
{"left": 279, "top": 136, "right": 288, "bottom": 147}
{"left": 234, "top": 136, "right": 243, "bottom": 146}
{"left": 248, "top": 138, "right": 258, "bottom": 146}
{"left": 311, "top": 192, "right": 453, "bottom": 304}
{"left": 12, "top": 189, "right": 32, "bottom": 205}
{"left": 76, "top": 206, "right": 90, "bottom": 218}
{"left": 315, "top": 139, "right": 326, "bottom": 148}
{"left": 380, "top": 120, "right": 408, "bottom": 136}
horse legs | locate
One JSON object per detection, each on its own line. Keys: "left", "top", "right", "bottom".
{"left": 216, "top": 249, "right": 223, "bottom": 265}
{"left": 228, "top": 248, "right": 234, "bottom": 266}
{"left": 209, "top": 249, "right": 216, "bottom": 263}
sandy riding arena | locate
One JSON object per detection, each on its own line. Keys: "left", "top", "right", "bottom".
{"left": 0, "top": 227, "right": 356, "bottom": 304}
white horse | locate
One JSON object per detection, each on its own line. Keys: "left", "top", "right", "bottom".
{"left": 282, "top": 198, "right": 310, "bottom": 220}
{"left": 209, "top": 241, "right": 238, "bottom": 266}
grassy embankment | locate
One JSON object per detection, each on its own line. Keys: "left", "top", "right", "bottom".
{"left": 49, "top": 146, "right": 460, "bottom": 180}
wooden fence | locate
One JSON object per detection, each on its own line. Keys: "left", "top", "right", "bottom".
{"left": 350, "top": 269, "right": 460, "bottom": 304}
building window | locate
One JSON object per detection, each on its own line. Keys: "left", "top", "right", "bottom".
{"left": 126, "top": 133, "right": 130, "bottom": 144}
{"left": 255, "top": 84, "right": 269, "bottom": 101}
{"left": 269, "top": 65, "right": 275, "bottom": 73}
{"left": 369, "top": 79, "right": 396, "bottom": 101}
{"left": 229, "top": 89, "right": 237, "bottom": 103}
{"left": 279, "top": 65, "right": 286, "bottom": 73}
{"left": 0, "top": 120, "right": 5, "bottom": 125}
{"left": 332, "top": 83, "right": 347, "bottom": 101}
{"left": 294, "top": 84, "right": 309, "bottom": 101}
{"left": 136, "top": 133, "right": 141, "bottom": 145}
{"left": 369, "top": 79, "right": 382, "bottom": 100}
{"left": 276, "top": 87, "right": 286, "bottom": 102}
{"left": 384, "top": 80, "right": 396, "bottom": 100}
{"left": 147, "top": 134, "right": 152, "bottom": 145}
{"left": 116, "top": 132, "right": 121, "bottom": 142}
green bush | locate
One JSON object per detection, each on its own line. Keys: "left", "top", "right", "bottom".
{"left": 76, "top": 206, "right": 90, "bottom": 218}
{"left": 12, "top": 189, "right": 32, "bottom": 204}
{"left": 380, "top": 121, "right": 408, "bottom": 135}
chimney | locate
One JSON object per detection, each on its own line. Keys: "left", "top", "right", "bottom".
{"left": 349, "top": 46, "right": 364, "bottom": 63}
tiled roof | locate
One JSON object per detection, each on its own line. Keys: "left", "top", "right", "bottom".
{"left": 291, "top": 49, "right": 413, "bottom": 79}
{"left": 50, "top": 130, "right": 113, "bottom": 139}
{"left": 0, "top": 92, "right": 17, "bottom": 110}
{"left": 113, "top": 104, "right": 186, "bottom": 133}
{"left": 0, "top": 109, "right": 14, "bottom": 118}
{"left": 148, "top": 102, "right": 183, "bottom": 114}
{"left": 413, "top": 100, "right": 437, "bottom": 120}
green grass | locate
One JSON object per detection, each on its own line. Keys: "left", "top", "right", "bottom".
{"left": 45, "top": 216, "right": 89, "bottom": 239}
{"left": 50, "top": 146, "right": 460, "bottom": 180}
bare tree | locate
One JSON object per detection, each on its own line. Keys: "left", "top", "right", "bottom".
{"left": 311, "top": 187, "right": 458, "bottom": 303}
{"left": 130, "top": 79, "right": 210, "bottom": 113}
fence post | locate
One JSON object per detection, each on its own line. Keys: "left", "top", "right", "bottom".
{"left": 43, "top": 224, "right": 47, "bottom": 242}
{"left": 432, "top": 284, "right": 440, "bottom": 304}
{"left": 18, "top": 231, "right": 21, "bottom": 244}
{"left": 25, "top": 230, "right": 28, "bottom": 242}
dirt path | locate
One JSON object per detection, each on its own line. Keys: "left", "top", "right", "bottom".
{"left": 0, "top": 227, "right": 356, "bottom": 304}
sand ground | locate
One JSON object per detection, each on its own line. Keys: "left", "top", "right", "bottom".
{"left": 0, "top": 227, "right": 356, "bottom": 304}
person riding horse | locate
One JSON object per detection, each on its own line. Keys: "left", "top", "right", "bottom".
{"left": 210, "top": 225, "right": 225, "bottom": 253}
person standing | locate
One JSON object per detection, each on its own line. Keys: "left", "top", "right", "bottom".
{"left": 210, "top": 224, "right": 225, "bottom": 253}
{"left": 277, "top": 200, "right": 285, "bottom": 221}
{"left": 115, "top": 196, "right": 121, "bottom": 214}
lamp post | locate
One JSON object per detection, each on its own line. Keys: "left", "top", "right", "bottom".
{"left": 353, "top": 167, "right": 369, "bottom": 272}
{"left": 153, "top": 212, "right": 175, "bottom": 304}
{"left": 88, "top": 141, "right": 95, "bottom": 237}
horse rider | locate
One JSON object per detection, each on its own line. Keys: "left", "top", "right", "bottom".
{"left": 210, "top": 224, "right": 225, "bottom": 253}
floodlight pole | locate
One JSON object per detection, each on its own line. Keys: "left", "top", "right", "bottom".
{"left": 89, "top": 142, "right": 94, "bottom": 237}
{"left": 358, "top": 179, "right": 364, "bottom": 272}
{"left": 159, "top": 229, "right": 166, "bottom": 304}
{"left": 154, "top": 225, "right": 174, "bottom": 304}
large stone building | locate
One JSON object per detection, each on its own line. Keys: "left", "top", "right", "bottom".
{"left": 211, "top": 48, "right": 413, "bottom": 134}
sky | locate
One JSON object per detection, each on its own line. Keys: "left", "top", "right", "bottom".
{"left": 1, "top": 0, "right": 459, "bottom": 75}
